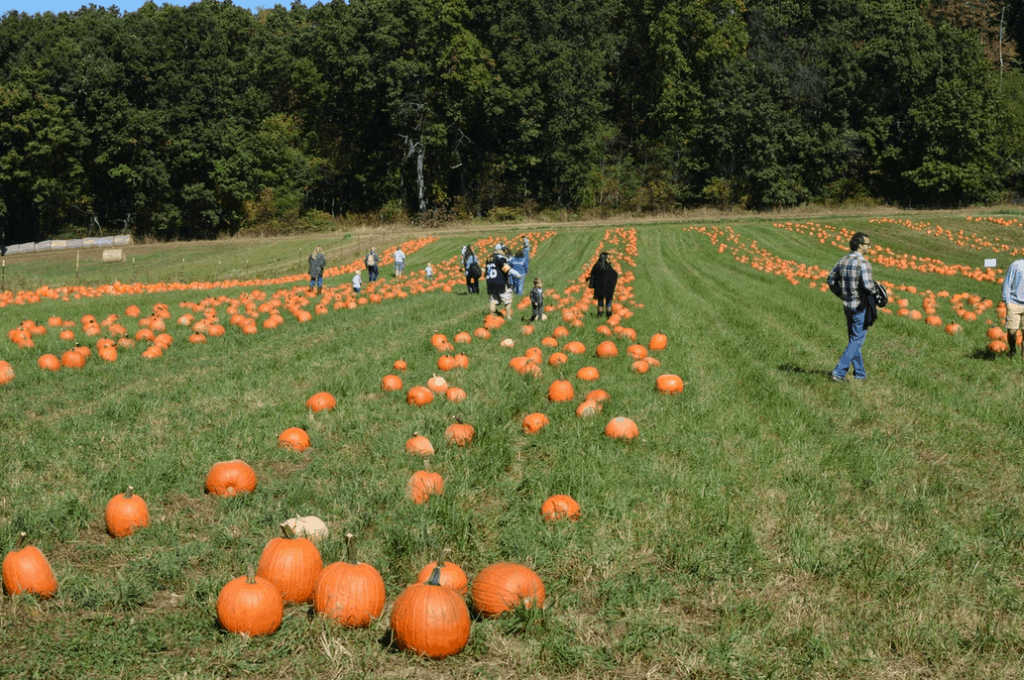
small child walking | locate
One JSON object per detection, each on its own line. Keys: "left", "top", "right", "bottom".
{"left": 352, "top": 271, "right": 362, "bottom": 293}
{"left": 530, "top": 278, "right": 546, "bottom": 321}
{"left": 425, "top": 263, "right": 433, "bottom": 281}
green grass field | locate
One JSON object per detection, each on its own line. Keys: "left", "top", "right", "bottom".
{"left": 2, "top": 211, "right": 1024, "bottom": 679}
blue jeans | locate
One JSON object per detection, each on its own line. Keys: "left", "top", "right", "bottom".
{"left": 834, "top": 307, "right": 867, "bottom": 379}
{"left": 368, "top": 265, "right": 379, "bottom": 282}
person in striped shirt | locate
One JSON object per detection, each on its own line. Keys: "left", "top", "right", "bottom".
{"left": 827, "top": 232, "right": 875, "bottom": 381}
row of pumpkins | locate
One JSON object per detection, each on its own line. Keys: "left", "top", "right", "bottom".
{"left": 2, "top": 449, "right": 555, "bottom": 660}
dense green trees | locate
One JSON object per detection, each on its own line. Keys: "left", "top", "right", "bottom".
{"left": 0, "top": 0, "right": 1020, "bottom": 242}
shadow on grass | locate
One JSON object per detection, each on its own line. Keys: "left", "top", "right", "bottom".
{"left": 778, "top": 363, "right": 832, "bottom": 378}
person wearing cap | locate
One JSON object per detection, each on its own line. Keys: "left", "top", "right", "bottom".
{"left": 485, "top": 243, "right": 522, "bottom": 318}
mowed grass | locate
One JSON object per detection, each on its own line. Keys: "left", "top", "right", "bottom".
{"left": 2, "top": 214, "right": 1024, "bottom": 679}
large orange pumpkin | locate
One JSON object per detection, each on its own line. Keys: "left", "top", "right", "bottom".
{"left": 541, "top": 494, "right": 581, "bottom": 522}
{"left": 313, "top": 534, "right": 385, "bottom": 627}
{"left": 471, "top": 563, "right": 545, "bottom": 618}
{"left": 391, "top": 564, "right": 471, "bottom": 659}
{"left": 217, "top": 566, "right": 283, "bottom": 636}
{"left": 257, "top": 524, "right": 323, "bottom": 603}
{"left": 205, "top": 459, "right": 258, "bottom": 496}
{"left": 278, "top": 427, "right": 311, "bottom": 452}
{"left": 105, "top": 486, "right": 150, "bottom": 538}
{"left": 306, "top": 391, "right": 337, "bottom": 413}
{"left": 2, "top": 532, "right": 58, "bottom": 598}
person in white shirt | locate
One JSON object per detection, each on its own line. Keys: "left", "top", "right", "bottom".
{"left": 1003, "top": 258, "right": 1024, "bottom": 357}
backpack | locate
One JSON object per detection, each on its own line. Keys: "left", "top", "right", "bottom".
{"left": 366, "top": 253, "right": 376, "bottom": 267}
{"left": 468, "top": 261, "right": 481, "bottom": 278}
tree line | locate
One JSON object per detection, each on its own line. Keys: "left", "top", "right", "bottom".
{"left": 1, "top": 0, "right": 1022, "bottom": 244}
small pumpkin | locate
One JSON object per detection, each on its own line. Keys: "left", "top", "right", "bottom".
{"left": 217, "top": 565, "right": 283, "bottom": 636}
{"left": 548, "top": 378, "right": 575, "bottom": 402}
{"left": 586, "top": 388, "right": 610, "bottom": 404}
{"left": 444, "top": 418, "right": 475, "bottom": 447}
{"left": 648, "top": 332, "right": 668, "bottom": 351}
{"left": 548, "top": 352, "right": 568, "bottom": 367}
{"left": 2, "top": 532, "right": 58, "bottom": 598}
{"left": 427, "top": 374, "right": 448, "bottom": 394}
{"left": 393, "top": 359, "right": 408, "bottom": 371}
{"left": 257, "top": 523, "right": 324, "bottom": 604}
{"left": 522, "top": 412, "right": 549, "bottom": 434}
{"left": 563, "top": 341, "right": 586, "bottom": 355}
{"left": 306, "top": 391, "right": 337, "bottom": 413}
{"left": 471, "top": 562, "right": 545, "bottom": 618}
{"left": 540, "top": 494, "right": 581, "bottom": 522}
{"left": 105, "top": 486, "right": 150, "bottom": 538}
{"left": 415, "top": 547, "right": 468, "bottom": 595}
{"left": 278, "top": 427, "right": 311, "bottom": 452}
{"left": 407, "top": 385, "right": 434, "bottom": 406}
{"left": 595, "top": 341, "right": 618, "bottom": 358}
{"left": 281, "top": 515, "right": 329, "bottom": 543}
{"left": 408, "top": 461, "right": 444, "bottom": 504}
{"left": 656, "top": 374, "right": 685, "bottom": 395}
{"left": 627, "top": 344, "right": 648, "bottom": 360}
{"left": 313, "top": 533, "right": 386, "bottom": 627}
{"left": 604, "top": 416, "right": 639, "bottom": 440}
{"left": 405, "top": 432, "right": 435, "bottom": 456}
{"left": 382, "top": 374, "right": 404, "bottom": 391}
{"left": 446, "top": 386, "right": 467, "bottom": 403}
{"left": 60, "top": 349, "right": 86, "bottom": 369}
{"left": 437, "top": 355, "right": 458, "bottom": 371}
{"left": 576, "top": 366, "right": 600, "bottom": 381}
{"left": 38, "top": 354, "right": 61, "bottom": 371}
{"left": 206, "top": 459, "right": 258, "bottom": 496}
{"left": 392, "top": 563, "right": 471, "bottom": 659}
{"left": 631, "top": 360, "right": 650, "bottom": 374}
{"left": 0, "top": 360, "right": 13, "bottom": 385}
{"left": 575, "top": 399, "right": 601, "bottom": 418}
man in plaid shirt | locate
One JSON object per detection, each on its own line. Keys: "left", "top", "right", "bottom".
{"left": 827, "top": 232, "right": 875, "bottom": 381}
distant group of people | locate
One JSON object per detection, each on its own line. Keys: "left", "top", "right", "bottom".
{"left": 306, "top": 235, "right": 623, "bottom": 324}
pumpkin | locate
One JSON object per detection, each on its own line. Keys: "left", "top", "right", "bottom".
{"left": 500, "top": 338, "right": 516, "bottom": 348}
{"left": 427, "top": 374, "right": 448, "bottom": 394}
{"left": 408, "top": 462, "right": 444, "bottom": 504}
{"left": 105, "top": 486, "right": 150, "bottom": 538}
{"left": 552, "top": 325, "right": 569, "bottom": 339}
{"left": 141, "top": 345, "right": 162, "bottom": 359}
{"left": 471, "top": 562, "right": 545, "bottom": 618}
{"left": 595, "top": 341, "right": 618, "bottom": 358}
{"left": 945, "top": 323, "right": 962, "bottom": 335}
{"left": 407, "top": 385, "right": 434, "bottom": 406}
{"left": 576, "top": 366, "right": 600, "bottom": 381}
{"left": 2, "top": 532, "right": 58, "bottom": 598}
{"left": 313, "top": 533, "right": 386, "bottom": 627}
{"left": 648, "top": 332, "right": 668, "bottom": 351}
{"left": 444, "top": 419, "right": 475, "bottom": 447}
{"left": 541, "top": 494, "right": 581, "bottom": 522}
{"left": 278, "top": 427, "right": 311, "bottom": 452}
{"left": 217, "top": 565, "right": 283, "bottom": 636}
{"left": 430, "top": 332, "right": 449, "bottom": 349}
{"left": 988, "top": 340, "right": 1009, "bottom": 354}
{"left": 188, "top": 332, "right": 207, "bottom": 344}
{"left": 548, "top": 379, "right": 575, "bottom": 402}
{"left": 446, "top": 386, "right": 467, "bottom": 403}
{"left": 521, "top": 325, "right": 534, "bottom": 336}
{"left": 257, "top": 523, "right": 323, "bottom": 603}
{"left": 38, "top": 354, "right": 61, "bottom": 371}
{"left": 393, "top": 359, "right": 408, "bottom": 371}
{"left": 595, "top": 324, "right": 612, "bottom": 336}
{"left": 454, "top": 353, "right": 469, "bottom": 369}
{"left": 415, "top": 548, "right": 468, "bottom": 595}
{"left": 548, "top": 352, "right": 568, "bottom": 367}
{"left": 631, "top": 360, "right": 650, "bottom": 374}
{"left": 473, "top": 327, "right": 491, "bottom": 340}
{"left": 205, "top": 459, "right": 258, "bottom": 497}
{"left": 575, "top": 399, "right": 601, "bottom": 418}
{"left": 563, "top": 341, "right": 586, "bottom": 355}
{"left": 0, "top": 360, "right": 13, "bottom": 385}
{"left": 656, "top": 374, "right": 685, "bottom": 395}
{"left": 524, "top": 347, "right": 543, "bottom": 363}
{"left": 392, "top": 565, "right": 471, "bottom": 659}
{"left": 382, "top": 374, "right": 404, "bottom": 391}
{"left": 61, "top": 349, "right": 86, "bottom": 369}
{"left": 626, "top": 344, "right": 648, "bottom": 360}
{"left": 454, "top": 332, "right": 472, "bottom": 344}
{"left": 540, "top": 336, "right": 559, "bottom": 348}
{"left": 604, "top": 417, "right": 639, "bottom": 440}
{"left": 406, "top": 432, "right": 435, "bottom": 456}
{"left": 282, "top": 515, "right": 329, "bottom": 543}
{"left": 99, "top": 346, "right": 118, "bottom": 363}
{"left": 522, "top": 412, "right": 549, "bottom": 434}
{"left": 586, "top": 389, "right": 610, "bottom": 404}
{"left": 986, "top": 327, "right": 1005, "bottom": 341}
{"left": 437, "top": 355, "right": 458, "bottom": 371}
{"left": 306, "top": 391, "right": 337, "bottom": 413}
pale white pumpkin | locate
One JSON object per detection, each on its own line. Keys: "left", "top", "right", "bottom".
{"left": 282, "top": 515, "right": 329, "bottom": 543}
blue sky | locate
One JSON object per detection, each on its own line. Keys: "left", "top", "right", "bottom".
{"left": 4, "top": 0, "right": 273, "bottom": 16}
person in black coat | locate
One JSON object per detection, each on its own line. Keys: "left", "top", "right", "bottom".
{"left": 587, "top": 252, "right": 619, "bottom": 318}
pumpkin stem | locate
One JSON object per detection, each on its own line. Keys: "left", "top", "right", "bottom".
{"left": 124, "top": 486, "right": 134, "bottom": 499}
{"left": 280, "top": 522, "right": 296, "bottom": 540}
{"left": 16, "top": 531, "right": 27, "bottom": 550}
{"left": 435, "top": 545, "right": 449, "bottom": 568}
{"left": 426, "top": 565, "right": 443, "bottom": 587}
{"left": 246, "top": 564, "right": 256, "bottom": 585}
{"left": 345, "top": 533, "right": 357, "bottom": 563}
